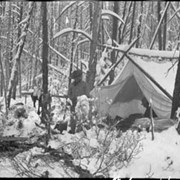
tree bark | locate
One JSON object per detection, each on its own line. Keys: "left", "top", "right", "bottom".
{"left": 149, "top": 2, "right": 170, "bottom": 49}
{"left": 86, "top": 1, "right": 101, "bottom": 92}
{"left": 163, "top": 1, "right": 167, "bottom": 50}
{"left": 41, "top": 1, "right": 51, "bottom": 144}
{"left": 136, "top": 1, "right": 143, "bottom": 48}
{"left": 157, "top": 1, "right": 162, "bottom": 50}
{"left": 6, "top": 2, "right": 34, "bottom": 108}
{"left": 128, "top": 1, "right": 136, "bottom": 44}
{"left": 171, "top": 55, "right": 180, "bottom": 119}
{"left": 41, "top": 1, "right": 49, "bottom": 108}
{"left": 5, "top": 2, "right": 12, "bottom": 91}
{"left": 68, "top": 2, "right": 78, "bottom": 88}
{"left": 0, "top": 17, "right": 8, "bottom": 117}
{"left": 12, "top": 1, "right": 23, "bottom": 99}
{"left": 109, "top": 1, "right": 119, "bottom": 85}
{"left": 120, "top": 2, "right": 132, "bottom": 44}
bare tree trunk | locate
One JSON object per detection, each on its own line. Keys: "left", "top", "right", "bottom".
{"left": 32, "top": 6, "right": 41, "bottom": 87}
{"left": 29, "top": 4, "right": 36, "bottom": 89}
{"left": 163, "top": 1, "right": 167, "bottom": 50}
{"left": 13, "top": 1, "right": 23, "bottom": 99}
{"left": 136, "top": 1, "right": 143, "bottom": 48}
{"left": 118, "top": 1, "right": 127, "bottom": 44}
{"left": 171, "top": 53, "right": 180, "bottom": 119}
{"left": 0, "top": 17, "right": 8, "bottom": 117}
{"left": 41, "top": 1, "right": 48, "bottom": 109}
{"left": 109, "top": 1, "right": 119, "bottom": 85}
{"left": 86, "top": 1, "right": 101, "bottom": 92}
{"left": 157, "top": 1, "right": 162, "bottom": 50}
{"left": 68, "top": 3, "right": 78, "bottom": 88}
{"left": 149, "top": 2, "right": 170, "bottom": 49}
{"left": 5, "top": 2, "right": 11, "bottom": 92}
{"left": 41, "top": 1, "right": 51, "bottom": 145}
{"left": 6, "top": 2, "right": 34, "bottom": 108}
{"left": 89, "top": 1, "right": 93, "bottom": 32}
{"left": 128, "top": 1, "right": 136, "bottom": 44}
{"left": 119, "top": 1, "right": 132, "bottom": 44}
{"left": 149, "top": 1, "right": 154, "bottom": 47}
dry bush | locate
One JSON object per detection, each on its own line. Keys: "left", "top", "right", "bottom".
{"left": 62, "top": 125, "right": 144, "bottom": 177}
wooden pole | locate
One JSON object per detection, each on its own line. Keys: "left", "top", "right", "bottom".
{"left": 125, "top": 54, "right": 172, "bottom": 100}
{"left": 149, "top": 2, "right": 170, "bottom": 49}
{"left": 150, "top": 99, "right": 155, "bottom": 140}
{"left": 97, "top": 41, "right": 173, "bottom": 100}
{"left": 98, "top": 36, "right": 140, "bottom": 86}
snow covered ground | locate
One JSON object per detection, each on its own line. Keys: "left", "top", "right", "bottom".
{"left": 0, "top": 59, "right": 180, "bottom": 178}
{"left": 0, "top": 95, "right": 180, "bottom": 178}
{"left": 111, "top": 126, "right": 180, "bottom": 178}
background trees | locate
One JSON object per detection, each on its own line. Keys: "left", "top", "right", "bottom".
{"left": 0, "top": 1, "right": 180, "bottom": 117}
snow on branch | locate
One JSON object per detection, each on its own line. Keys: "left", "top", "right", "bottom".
{"left": 77, "top": 38, "right": 90, "bottom": 46}
{"left": 12, "top": 3, "right": 20, "bottom": 11}
{"left": 53, "top": 28, "right": 92, "bottom": 41}
{"left": 102, "top": 43, "right": 179, "bottom": 60}
{"left": 55, "top": 1, "right": 85, "bottom": 23}
{"left": 22, "top": 48, "right": 67, "bottom": 77}
{"left": 101, "top": 9, "right": 125, "bottom": 24}
{"left": 12, "top": 9, "right": 20, "bottom": 16}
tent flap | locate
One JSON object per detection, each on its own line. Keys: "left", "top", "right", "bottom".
{"left": 91, "top": 58, "right": 174, "bottom": 119}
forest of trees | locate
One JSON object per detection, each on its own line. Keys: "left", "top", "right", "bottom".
{"left": 0, "top": 1, "right": 180, "bottom": 118}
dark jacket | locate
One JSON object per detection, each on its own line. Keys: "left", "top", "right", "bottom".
{"left": 68, "top": 80, "right": 89, "bottom": 111}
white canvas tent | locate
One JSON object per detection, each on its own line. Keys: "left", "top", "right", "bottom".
{"left": 91, "top": 57, "right": 177, "bottom": 119}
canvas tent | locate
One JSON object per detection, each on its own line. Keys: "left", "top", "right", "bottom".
{"left": 91, "top": 57, "right": 177, "bottom": 119}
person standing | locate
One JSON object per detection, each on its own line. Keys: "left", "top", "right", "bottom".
{"left": 68, "top": 69, "right": 89, "bottom": 133}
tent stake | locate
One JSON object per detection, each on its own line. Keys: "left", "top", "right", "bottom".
{"left": 98, "top": 36, "right": 140, "bottom": 86}
{"left": 150, "top": 99, "right": 155, "bottom": 140}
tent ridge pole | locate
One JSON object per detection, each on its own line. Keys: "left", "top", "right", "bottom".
{"left": 126, "top": 54, "right": 172, "bottom": 100}
{"left": 98, "top": 36, "right": 140, "bottom": 86}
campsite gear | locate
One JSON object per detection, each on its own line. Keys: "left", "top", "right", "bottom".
{"left": 91, "top": 58, "right": 176, "bottom": 119}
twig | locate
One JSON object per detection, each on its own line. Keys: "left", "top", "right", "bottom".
{"left": 165, "top": 59, "right": 178, "bottom": 77}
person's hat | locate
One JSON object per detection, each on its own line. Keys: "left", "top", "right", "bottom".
{"left": 71, "top": 69, "right": 82, "bottom": 79}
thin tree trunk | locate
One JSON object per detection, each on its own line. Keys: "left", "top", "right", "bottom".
{"left": 6, "top": 2, "right": 34, "bottom": 108}
{"left": 118, "top": 1, "right": 127, "bottom": 44}
{"left": 136, "top": 1, "right": 143, "bottom": 48}
{"left": 0, "top": 17, "right": 8, "bottom": 117}
{"left": 89, "top": 1, "right": 93, "bottom": 32}
{"left": 32, "top": 6, "right": 41, "bottom": 87}
{"left": 163, "top": 1, "right": 167, "bottom": 50}
{"left": 109, "top": 1, "right": 119, "bottom": 85}
{"left": 68, "top": 3, "right": 78, "bottom": 89}
{"left": 41, "top": 1, "right": 50, "bottom": 144}
{"left": 128, "top": 1, "right": 136, "bottom": 44}
{"left": 13, "top": 1, "right": 23, "bottom": 98}
{"left": 119, "top": 1, "right": 132, "bottom": 44}
{"left": 157, "top": 1, "right": 162, "bottom": 50}
{"left": 149, "top": 2, "right": 170, "bottom": 49}
{"left": 149, "top": 1, "right": 154, "bottom": 47}
{"left": 86, "top": 1, "right": 101, "bottom": 92}
{"left": 5, "top": 2, "right": 11, "bottom": 92}
{"left": 41, "top": 1, "right": 49, "bottom": 109}
{"left": 171, "top": 53, "right": 180, "bottom": 119}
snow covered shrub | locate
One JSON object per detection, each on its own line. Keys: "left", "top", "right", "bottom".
{"left": 75, "top": 95, "right": 89, "bottom": 122}
{"left": 48, "top": 74, "right": 68, "bottom": 96}
{"left": 62, "top": 125, "right": 144, "bottom": 177}
{"left": 95, "top": 47, "right": 112, "bottom": 86}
